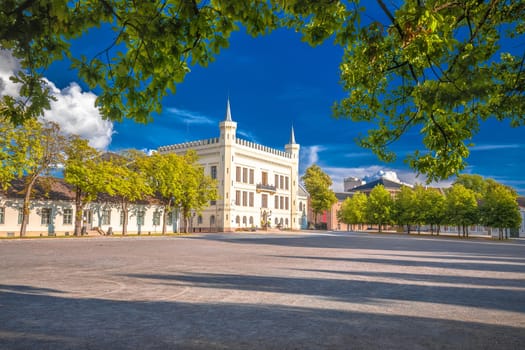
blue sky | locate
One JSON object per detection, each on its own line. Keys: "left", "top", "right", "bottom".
{"left": 1, "top": 22, "right": 524, "bottom": 194}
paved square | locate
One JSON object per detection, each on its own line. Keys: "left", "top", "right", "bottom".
{"left": 1, "top": 232, "right": 524, "bottom": 349}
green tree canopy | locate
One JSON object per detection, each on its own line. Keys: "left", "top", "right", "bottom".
{"left": 176, "top": 150, "right": 218, "bottom": 233}
{"left": 418, "top": 187, "right": 446, "bottom": 235}
{"left": 103, "top": 150, "right": 153, "bottom": 235}
{"left": 365, "top": 184, "right": 394, "bottom": 232}
{"left": 445, "top": 183, "right": 479, "bottom": 237}
{"left": 301, "top": 164, "right": 337, "bottom": 226}
{"left": 64, "top": 136, "right": 104, "bottom": 236}
{"left": 479, "top": 181, "right": 521, "bottom": 239}
{"left": 2, "top": 1, "right": 524, "bottom": 181}
{"left": 338, "top": 192, "right": 367, "bottom": 231}
{"left": 393, "top": 185, "right": 417, "bottom": 234}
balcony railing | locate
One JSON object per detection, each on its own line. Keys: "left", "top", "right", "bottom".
{"left": 256, "top": 183, "right": 276, "bottom": 193}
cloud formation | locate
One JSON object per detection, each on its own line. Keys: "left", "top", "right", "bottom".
{"left": 0, "top": 50, "right": 113, "bottom": 150}
{"left": 167, "top": 107, "right": 215, "bottom": 125}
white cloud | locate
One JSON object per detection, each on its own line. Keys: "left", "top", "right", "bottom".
{"left": 0, "top": 50, "right": 113, "bottom": 150}
{"left": 301, "top": 145, "right": 326, "bottom": 168}
{"left": 167, "top": 107, "right": 215, "bottom": 125}
{"left": 0, "top": 50, "right": 21, "bottom": 97}
{"left": 237, "top": 129, "right": 259, "bottom": 143}
{"left": 43, "top": 80, "right": 113, "bottom": 150}
{"left": 471, "top": 144, "right": 521, "bottom": 151}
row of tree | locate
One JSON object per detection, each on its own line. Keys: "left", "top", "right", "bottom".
{"left": 337, "top": 175, "right": 522, "bottom": 240}
{"left": 0, "top": 118, "right": 218, "bottom": 237}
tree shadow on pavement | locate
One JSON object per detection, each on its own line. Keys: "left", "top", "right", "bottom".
{"left": 1, "top": 285, "right": 524, "bottom": 350}
{"left": 123, "top": 272, "right": 525, "bottom": 313}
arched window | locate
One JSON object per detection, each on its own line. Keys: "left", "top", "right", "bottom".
{"left": 249, "top": 216, "right": 254, "bottom": 225}
{"left": 210, "top": 215, "right": 215, "bottom": 226}
{"left": 299, "top": 202, "right": 303, "bottom": 211}
{"left": 285, "top": 218, "right": 289, "bottom": 227}
{"left": 274, "top": 218, "right": 278, "bottom": 225}
{"left": 197, "top": 215, "right": 203, "bottom": 224}
{"left": 242, "top": 216, "right": 247, "bottom": 226}
{"left": 236, "top": 215, "right": 240, "bottom": 225}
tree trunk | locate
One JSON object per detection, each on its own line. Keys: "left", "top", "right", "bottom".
{"left": 122, "top": 200, "right": 128, "bottom": 235}
{"left": 162, "top": 205, "right": 168, "bottom": 235}
{"left": 74, "top": 187, "right": 83, "bottom": 236}
{"left": 19, "top": 175, "right": 38, "bottom": 237}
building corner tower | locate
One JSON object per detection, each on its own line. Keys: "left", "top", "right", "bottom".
{"left": 219, "top": 98, "right": 237, "bottom": 232}
{"left": 285, "top": 126, "right": 300, "bottom": 230}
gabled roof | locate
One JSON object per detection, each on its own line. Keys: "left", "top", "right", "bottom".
{"left": 1, "top": 177, "right": 160, "bottom": 205}
{"left": 351, "top": 178, "right": 405, "bottom": 191}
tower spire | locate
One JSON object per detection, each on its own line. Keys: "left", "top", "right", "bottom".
{"left": 225, "top": 97, "right": 232, "bottom": 121}
{"left": 289, "top": 125, "right": 296, "bottom": 144}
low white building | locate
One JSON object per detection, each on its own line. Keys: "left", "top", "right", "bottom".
{"left": 0, "top": 178, "right": 176, "bottom": 237}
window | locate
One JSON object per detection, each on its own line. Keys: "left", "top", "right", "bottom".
{"left": 285, "top": 218, "right": 289, "bottom": 227}
{"left": 249, "top": 216, "right": 254, "bottom": 225}
{"left": 120, "top": 211, "right": 125, "bottom": 225}
{"left": 153, "top": 211, "right": 161, "bottom": 225}
{"left": 280, "top": 196, "right": 284, "bottom": 210}
{"left": 210, "top": 200, "right": 217, "bottom": 206}
{"left": 285, "top": 197, "right": 289, "bottom": 210}
{"left": 285, "top": 177, "right": 289, "bottom": 190}
{"left": 236, "top": 167, "right": 241, "bottom": 182}
{"left": 167, "top": 212, "right": 173, "bottom": 225}
{"left": 63, "top": 209, "right": 73, "bottom": 225}
{"left": 102, "top": 209, "right": 111, "bottom": 225}
{"left": 299, "top": 202, "right": 303, "bottom": 211}
{"left": 236, "top": 190, "right": 241, "bottom": 206}
{"left": 18, "top": 209, "right": 23, "bottom": 225}
{"left": 211, "top": 165, "right": 217, "bottom": 179}
{"left": 274, "top": 196, "right": 279, "bottom": 209}
{"left": 262, "top": 171, "right": 268, "bottom": 185}
{"left": 275, "top": 174, "right": 279, "bottom": 188}
{"left": 210, "top": 215, "right": 215, "bottom": 226}
{"left": 242, "top": 191, "right": 248, "bottom": 206}
{"left": 243, "top": 167, "right": 248, "bottom": 183}
{"left": 249, "top": 192, "right": 254, "bottom": 207}
{"left": 249, "top": 169, "right": 254, "bottom": 184}
{"left": 0, "top": 207, "right": 4, "bottom": 224}
{"left": 261, "top": 194, "right": 268, "bottom": 208}
{"left": 242, "top": 216, "right": 247, "bottom": 226}
{"left": 137, "top": 211, "right": 145, "bottom": 225}
{"left": 280, "top": 175, "right": 284, "bottom": 189}
{"left": 41, "top": 208, "right": 51, "bottom": 225}
{"left": 236, "top": 215, "right": 240, "bottom": 224}
{"left": 197, "top": 215, "right": 203, "bottom": 225}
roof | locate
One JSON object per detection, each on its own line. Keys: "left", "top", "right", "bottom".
{"left": 335, "top": 192, "right": 353, "bottom": 201}
{"left": 1, "top": 177, "right": 160, "bottom": 205}
{"left": 225, "top": 97, "right": 232, "bottom": 121}
{"left": 351, "top": 178, "right": 406, "bottom": 191}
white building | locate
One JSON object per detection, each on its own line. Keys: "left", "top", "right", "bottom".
{"left": 0, "top": 178, "right": 175, "bottom": 237}
{"left": 158, "top": 99, "right": 307, "bottom": 232}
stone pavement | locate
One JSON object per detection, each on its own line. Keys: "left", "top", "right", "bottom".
{"left": 1, "top": 231, "right": 524, "bottom": 349}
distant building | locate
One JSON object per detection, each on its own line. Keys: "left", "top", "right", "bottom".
{"left": 158, "top": 99, "right": 307, "bottom": 232}
{"left": 343, "top": 177, "right": 364, "bottom": 192}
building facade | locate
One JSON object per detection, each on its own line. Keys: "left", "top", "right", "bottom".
{"left": 0, "top": 178, "right": 176, "bottom": 237}
{"left": 158, "top": 99, "right": 306, "bottom": 232}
